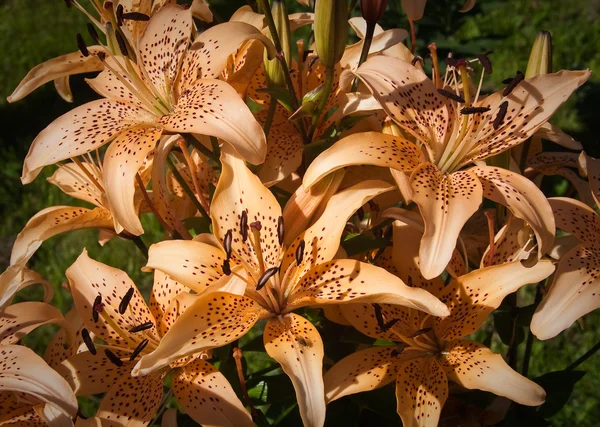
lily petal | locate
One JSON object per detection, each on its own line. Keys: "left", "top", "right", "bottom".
{"left": 340, "top": 303, "right": 403, "bottom": 340}
{"left": 535, "top": 122, "right": 582, "bottom": 150}
{"left": 586, "top": 154, "right": 600, "bottom": 206}
{"left": 150, "top": 270, "right": 190, "bottom": 326}
{"left": 341, "top": 28, "right": 409, "bottom": 70}
{"left": 435, "top": 260, "right": 554, "bottom": 341}
{"left": 410, "top": 164, "right": 483, "bottom": 279}
{"left": 440, "top": 340, "right": 545, "bottom": 406}
{"left": 44, "top": 309, "right": 85, "bottom": 370}
{"left": 47, "top": 162, "right": 104, "bottom": 208}
{"left": 264, "top": 314, "right": 325, "bottom": 427}
{"left": 133, "top": 293, "right": 264, "bottom": 376}
{"left": 549, "top": 197, "right": 599, "bottom": 246}
{"left": 531, "top": 243, "right": 600, "bottom": 340}
{"left": 395, "top": 358, "right": 448, "bottom": 427}
{"left": 172, "top": 358, "right": 253, "bottom": 427}
{"left": 0, "top": 302, "right": 68, "bottom": 345}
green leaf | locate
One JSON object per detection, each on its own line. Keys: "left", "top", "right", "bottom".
{"left": 494, "top": 311, "right": 525, "bottom": 347}
{"left": 182, "top": 216, "right": 212, "bottom": 235}
{"left": 534, "top": 370, "right": 587, "bottom": 418}
{"left": 342, "top": 231, "right": 390, "bottom": 257}
{"left": 255, "top": 87, "right": 295, "bottom": 111}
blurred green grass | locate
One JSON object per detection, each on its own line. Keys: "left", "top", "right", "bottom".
{"left": 1, "top": 0, "right": 599, "bottom": 425}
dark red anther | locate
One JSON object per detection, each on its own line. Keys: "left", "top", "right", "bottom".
{"left": 493, "top": 101, "right": 509, "bottom": 130}
{"left": 92, "top": 295, "right": 103, "bottom": 323}
{"left": 224, "top": 229, "right": 233, "bottom": 259}
{"left": 256, "top": 267, "right": 279, "bottom": 291}
{"left": 240, "top": 211, "right": 248, "bottom": 242}
{"left": 476, "top": 53, "right": 493, "bottom": 74}
{"left": 122, "top": 12, "right": 150, "bottom": 21}
{"left": 116, "top": 4, "right": 124, "bottom": 26}
{"left": 76, "top": 33, "right": 89, "bottom": 57}
{"left": 129, "top": 339, "right": 149, "bottom": 361}
{"left": 503, "top": 71, "right": 524, "bottom": 97}
{"left": 81, "top": 328, "right": 96, "bottom": 355}
{"left": 118, "top": 287, "right": 134, "bottom": 315}
{"left": 222, "top": 259, "right": 232, "bottom": 276}
{"left": 250, "top": 221, "right": 262, "bottom": 231}
{"left": 460, "top": 106, "right": 491, "bottom": 115}
{"left": 437, "top": 88, "right": 465, "bottom": 104}
{"left": 104, "top": 349, "right": 124, "bottom": 367}
{"left": 295, "top": 240, "right": 305, "bottom": 265}
{"left": 129, "top": 322, "right": 154, "bottom": 333}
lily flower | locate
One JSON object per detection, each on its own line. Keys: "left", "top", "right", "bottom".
{"left": 58, "top": 250, "right": 253, "bottom": 426}
{"left": 324, "top": 220, "right": 554, "bottom": 426}
{"left": 0, "top": 344, "right": 78, "bottom": 426}
{"left": 21, "top": 4, "right": 276, "bottom": 236}
{"left": 130, "top": 146, "right": 449, "bottom": 427}
{"left": 304, "top": 55, "right": 590, "bottom": 278}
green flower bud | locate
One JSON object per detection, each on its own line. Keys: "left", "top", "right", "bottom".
{"left": 361, "top": 0, "right": 389, "bottom": 23}
{"left": 314, "top": 0, "right": 348, "bottom": 68}
{"left": 525, "top": 31, "right": 552, "bottom": 78}
{"left": 264, "top": 0, "right": 292, "bottom": 87}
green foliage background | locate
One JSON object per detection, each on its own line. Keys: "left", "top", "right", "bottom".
{"left": 0, "top": 0, "right": 599, "bottom": 425}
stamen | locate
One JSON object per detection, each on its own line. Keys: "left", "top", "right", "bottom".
{"left": 92, "top": 295, "right": 103, "bottom": 323}
{"left": 445, "top": 57, "right": 458, "bottom": 68}
{"left": 240, "top": 211, "right": 248, "bottom": 242}
{"left": 503, "top": 71, "right": 524, "bottom": 96}
{"left": 129, "top": 339, "right": 149, "bottom": 361}
{"left": 81, "top": 328, "right": 96, "bottom": 355}
{"left": 411, "top": 55, "right": 423, "bottom": 66}
{"left": 115, "top": 31, "right": 128, "bottom": 56}
{"left": 460, "top": 106, "right": 491, "bottom": 114}
{"left": 123, "top": 12, "right": 150, "bottom": 21}
{"left": 428, "top": 43, "right": 441, "bottom": 89}
{"left": 493, "top": 100, "right": 509, "bottom": 130}
{"left": 104, "top": 349, "right": 124, "bottom": 367}
{"left": 222, "top": 259, "right": 232, "bottom": 276}
{"left": 116, "top": 4, "right": 124, "bottom": 26}
{"left": 372, "top": 303, "right": 399, "bottom": 332}
{"left": 118, "top": 287, "right": 134, "bottom": 315}
{"left": 501, "top": 77, "right": 513, "bottom": 84}
{"left": 97, "top": 51, "right": 106, "bottom": 61}
{"left": 250, "top": 221, "right": 262, "bottom": 231}
{"left": 407, "top": 327, "right": 432, "bottom": 338}
{"left": 256, "top": 267, "right": 279, "bottom": 291}
{"left": 76, "top": 33, "right": 89, "bottom": 57}
{"left": 476, "top": 54, "right": 493, "bottom": 74}
{"left": 437, "top": 88, "right": 465, "bottom": 104}
{"left": 87, "top": 23, "right": 100, "bottom": 44}
{"left": 277, "top": 216, "right": 285, "bottom": 246}
{"left": 224, "top": 229, "right": 233, "bottom": 259}
{"left": 390, "top": 345, "right": 407, "bottom": 357}
{"left": 129, "top": 321, "right": 154, "bottom": 333}
{"left": 104, "top": 1, "right": 113, "bottom": 10}
{"left": 295, "top": 240, "right": 305, "bottom": 265}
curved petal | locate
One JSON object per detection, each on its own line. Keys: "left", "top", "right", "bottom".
{"left": 324, "top": 346, "right": 405, "bottom": 403}
{"left": 289, "top": 259, "right": 449, "bottom": 318}
{"left": 0, "top": 302, "right": 68, "bottom": 345}
{"left": 172, "top": 358, "right": 253, "bottom": 427}
{"left": 340, "top": 303, "right": 403, "bottom": 340}
{"left": 471, "top": 166, "right": 555, "bottom": 259}
{"left": 150, "top": 270, "right": 190, "bottom": 327}
{"left": 133, "top": 293, "right": 264, "bottom": 376}
{"left": 395, "top": 358, "right": 448, "bottom": 427}
{"left": 66, "top": 249, "right": 159, "bottom": 347}
{"left": 341, "top": 28, "right": 408, "bottom": 70}
{"left": 303, "top": 132, "right": 422, "bottom": 189}
{"left": 44, "top": 309, "right": 85, "bottom": 370}
{"left": 1, "top": 268, "right": 52, "bottom": 308}
{"left": 103, "top": 126, "right": 162, "bottom": 235}
{"left": 535, "top": 122, "right": 582, "bottom": 150}
{"left": 435, "top": 260, "right": 555, "bottom": 341}
{"left": 531, "top": 243, "right": 600, "bottom": 340}
{"left": 0, "top": 206, "right": 113, "bottom": 308}
{"left": 47, "top": 162, "right": 104, "bottom": 208}
{"left": 85, "top": 58, "right": 146, "bottom": 108}
{"left": 264, "top": 314, "right": 325, "bottom": 427}
{"left": 440, "top": 340, "right": 545, "bottom": 406}
{"left": 0, "top": 345, "right": 78, "bottom": 419}
{"left": 410, "top": 164, "right": 483, "bottom": 279}
{"left": 549, "top": 197, "right": 600, "bottom": 246}
{"left": 160, "top": 80, "right": 266, "bottom": 165}
{"left": 7, "top": 47, "right": 104, "bottom": 103}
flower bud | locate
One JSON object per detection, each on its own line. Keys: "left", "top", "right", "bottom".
{"left": 360, "top": 0, "right": 389, "bottom": 23}
{"left": 314, "top": 0, "right": 348, "bottom": 68}
{"left": 401, "top": 0, "right": 427, "bottom": 21}
{"left": 525, "top": 31, "right": 552, "bottom": 78}
{"left": 264, "top": 0, "right": 292, "bottom": 87}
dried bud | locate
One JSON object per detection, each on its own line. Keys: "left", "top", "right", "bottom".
{"left": 525, "top": 31, "right": 552, "bottom": 78}
{"left": 314, "top": 0, "right": 348, "bottom": 68}
{"left": 360, "top": 0, "right": 389, "bottom": 23}
{"left": 264, "top": 0, "right": 292, "bottom": 87}
{"left": 401, "top": 0, "right": 427, "bottom": 21}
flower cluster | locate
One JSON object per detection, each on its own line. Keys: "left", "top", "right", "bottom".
{"left": 1, "top": 0, "right": 595, "bottom": 426}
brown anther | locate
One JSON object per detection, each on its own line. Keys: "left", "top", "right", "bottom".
{"left": 81, "top": 328, "right": 96, "bottom": 355}
{"left": 455, "top": 58, "right": 469, "bottom": 68}
{"left": 390, "top": 346, "right": 406, "bottom": 357}
{"left": 407, "top": 327, "right": 432, "bottom": 338}
{"left": 240, "top": 211, "right": 248, "bottom": 242}
{"left": 97, "top": 52, "right": 106, "bottom": 61}
{"left": 122, "top": 12, "right": 150, "bottom": 21}
{"left": 445, "top": 57, "right": 458, "bottom": 68}
{"left": 250, "top": 221, "right": 262, "bottom": 231}
{"left": 129, "top": 321, "right": 154, "bottom": 333}
{"left": 503, "top": 71, "right": 524, "bottom": 97}
{"left": 372, "top": 303, "right": 399, "bottom": 331}
{"left": 92, "top": 295, "right": 103, "bottom": 323}
{"left": 116, "top": 4, "right": 124, "bottom": 26}
{"left": 87, "top": 23, "right": 100, "bottom": 43}
{"left": 437, "top": 88, "right": 465, "bottom": 104}
{"left": 76, "top": 33, "right": 89, "bottom": 57}
{"left": 222, "top": 259, "right": 232, "bottom": 276}
{"left": 104, "top": 349, "right": 124, "bottom": 367}
{"left": 493, "top": 100, "right": 509, "bottom": 130}
{"left": 256, "top": 267, "right": 279, "bottom": 291}
{"left": 368, "top": 200, "right": 380, "bottom": 212}
{"left": 277, "top": 216, "right": 285, "bottom": 246}
{"left": 115, "top": 31, "right": 128, "bottom": 56}
{"left": 224, "top": 229, "right": 233, "bottom": 259}
{"left": 476, "top": 53, "right": 493, "bottom": 74}
{"left": 129, "top": 339, "right": 149, "bottom": 361}
{"left": 118, "top": 287, "right": 134, "bottom": 315}
{"left": 295, "top": 240, "right": 306, "bottom": 265}
{"left": 103, "top": 1, "right": 113, "bottom": 10}
{"left": 356, "top": 207, "right": 365, "bottom": 221}
{"left": 460, "top": 106, "right": 491, "bottom": 115}
{"left": 411, "top": 55, "right": 424, "bottom": 66}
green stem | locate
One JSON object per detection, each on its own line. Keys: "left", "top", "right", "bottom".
{"left": 566, "top": 338, "right": 600, "bottom": 371}
{"left": 166, "top": 155, "right": 210, "bottom": 219}
{"left": 351, "top": 20, "right": 376, "bottom": 92}
{"left": 264, "top": 96, "right": 277, "bottom": 138}
{"left": 131, "top": 236, "right": 148, "bottom": 259}
{"left": 181, "top": 133, "right": 220, "bottom": 165}
{"left": 522, "top": 283, "right": 544, "bottom": 377}
{"left": 307, "top": 66, "right": 335, "bottom": 142}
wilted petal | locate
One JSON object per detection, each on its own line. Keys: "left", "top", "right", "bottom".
{"left": 48, "top": 162, "right": 104, "bottom": 208}
{"left": 410, "top": 164, "right": 483, "bottom": 279}
{"left": 172, "top": 358, "right": 253, "bottom": 427}
{"left": 264, "top": 314, "right": 325, "bottom": 427}
{"left": 531, "top": 244, "right": 600, "bottom": 340}
{"left": 0, "top": 302, "right": 68, "bottom": 345}
{"left": 133, "top": 293, "right": 264, "bottom": 376}
{"left": 440, "top": 340, "right": 545, "bottom": 406}
{"left": 549, "top": 197, "right": 599, "bottom": 245}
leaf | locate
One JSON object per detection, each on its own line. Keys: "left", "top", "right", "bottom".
{"left": 255, "top": 87, "right": 295, "bottom": 111}
{"left": 494, "top": 311, "right": 525, "bottom": 347}
{"left": 534, "top": 370, "right": 587, "bottom": 418}
{"left": 182, "top": 216, "right": 212, "bottom": 234}
{"left": 341, "top": 231, "right": 390, "bottom": 256}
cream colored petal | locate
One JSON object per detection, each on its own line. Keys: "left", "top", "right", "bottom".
{"left": 1, "top": 268, "right": 52, "bottom": 308}
{"left": 481, "top": 216, "right": 534, "bottom": 267}
{"left": 66, "top": 249, "right": 159, "bottom": 347}
{"left": 440, "top": 340, "right": 545, "bottom": 406}
{"left": 0, "top": 302, "right": 68, "bottom": 345}
{"left": 341, "top": 28, "right": 409, "bottom": 70}
{"left": 22, "top": 100, "right": 153, "bottom": 184}
{"left": 7, "top": 47, "right": 103, "bottom": 103}
{"left": 531, "top": 243, "right": 600, "bottom": 340}
{"left": 410, "top": 164, "right": 483, "bottom": 279}
{"left": 535, "top": 122, "right": 582, "bottom": 150}
{"left": 44, "top": 309, "right": 85, "bottom": 370}
{"left": 264, "top": 314, "right": 325, "bottom": 427}
{"left": 190, "top": 0, "right": 213, "bottom": 22}
{"left": 103, "top": 126, "right": 162, "bottom": 235}
{"left": 303, "top": 132, "right": 421, "bottom": 190}
{"left": 340, "top": 304, "right": 403, "bottom": 340}
{"left": 47, "top": 162, "right": 104, "bottom": 208}
{"left": 0, "top": 206, "right": 113, "bottom": 308}
{"left": 172, "top": 358, "right": 253, "bottom": 427}
{"left": 230, "top": 5, "right": 265, "bottom": 29}
{"left": 435, "top": 260, "right": 555, "bottom": 341}
{"left": 36, "top": 402, "right": 75, "bottom": 427}
{"left": 54, "top": 76, "right": 73, "bottom": 103}
{"left": 150, "top": 270, "right": 190, "bottom": 327}
{"left": 133, "top": 293, "right": 264, "bottom": 376}
{"left": 549, "top": 197, "right": 600, "bottom": 246}
{"left": 160, "top": 79, "right": 266, "bottom": 165}
{"left": 85, "top": 58, "right": 145, "bottom": 108}
{"left": 395, "top": 358, "right": 448, "bottom": 427}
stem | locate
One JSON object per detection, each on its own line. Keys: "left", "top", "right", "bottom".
{"left": 233, "top": 347, "right": 270, "bottom": 426}
{"left": 519, "top": 139, "right": 532, "bottom": 174}
{"left": 181, "top": 133, "right": 220, "bottom": 165}
{"left": 264, "top": 96, "right": 277, "bottom": 138}
{"left": 130, "top": 235, "right": 148, "bottom": 259}
{"left": 566, "top": 338, "right": 600, "bottom": 371}
{"left": 307, "top": 66, "right": 335, "bottom": 142}
{"left": 522, "top": 283, "right": 544, "bottom": 377}
{"left": 166, "top": 155, "right": 210, "bottom": 219}
{"left": 149, "top": 388, "right": 174, "bottom": 426}
{"left": 351, "top": 20, "right": 376, "bottom": 92}
{"left": 177, "top": 139, "right": 210, "bottom": 214}
{"left": 409, "top": 18, "right": 417, "bottom": 54}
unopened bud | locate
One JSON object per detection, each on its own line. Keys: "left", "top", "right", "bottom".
{"left": 264, "top": 0, "right": 292, "bottom": 87}
{"left": 401, "top": 0, "right": 427, "bottom": 21}
{"left": 360, "top": 0, "right": 389, "bottom": 23}
{"left": 314, "top": 0, "right": 348, "bottom": 68}
{"left": 525, "top": 31, "right": 552, "bottom": 78}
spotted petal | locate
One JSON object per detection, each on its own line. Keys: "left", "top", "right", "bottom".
{"left": 47, "top": 162, "right": 104, "bottom": 208}
{"left": 150, "top": 270, "right": 190, "bottom": 327}
{"left": 410, "top": 164, "right": 483, "bottom": 279}
{"left": 172, "top": 358, "right": 253, "bottom": 427}
{"left": 549, "top": 197, "right": 599, "bottom": 245}
{"left": 440, "top": 340, "right": 546, "bottom": 406}
{"left": 22, "top": 100, "right": 154, "bottom": 183}
{"left": 303, "top": 132, "right": 422, "bottom": 190}
{"left": 264, "top": 314, "right": 325, "bottom": 427}
{"left": 0, "top": 302, "right": 68, "bottom": 345}
{"left": 133, "top": 293, "right": 264, "bottom": 376}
